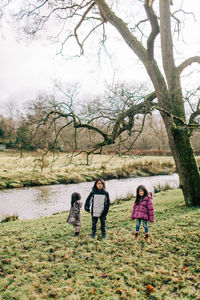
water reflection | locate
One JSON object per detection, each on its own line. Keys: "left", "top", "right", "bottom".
{"left": 0, "top": 173, "right": 179, "bottom": 221}
{"left": 34, "top": 186, "right": 53, "bottom": 204}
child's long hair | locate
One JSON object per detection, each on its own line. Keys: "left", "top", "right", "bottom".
{"left": 93, "top": 178, "right": 106, "bottom": 190}
{"left": 71, "top": 192, "right": 81, "bottom": 207}
{"left": 135, "top": 185, "right": 148, "bottom": 205}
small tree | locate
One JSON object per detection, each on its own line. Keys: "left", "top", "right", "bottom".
{"left": 15, "top": 126, "right": 33, "bottom": 151}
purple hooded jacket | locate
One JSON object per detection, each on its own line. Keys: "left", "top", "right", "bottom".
{"left": 131, "top": 192, "right": 154, "bottom": 222}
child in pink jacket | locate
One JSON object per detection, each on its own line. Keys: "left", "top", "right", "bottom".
{"left": 131, "top": 185, "right": 154, "bottom": 242}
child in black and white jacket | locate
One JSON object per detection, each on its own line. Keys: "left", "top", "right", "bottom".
{"left": 84, "top": 178, "right": 110, "bottom": 239}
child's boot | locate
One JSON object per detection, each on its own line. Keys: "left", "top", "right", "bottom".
{"left": 134, "top": 232, "right": 139, "bottom": 240}
{"left": 102, "top": 232, "right": 107, "bottom": 239}
{"left": 71, "top": 232, "right": 79, "bottom": 237}
{"left": 145, "top": 233, "right": 150, "bottom": 243}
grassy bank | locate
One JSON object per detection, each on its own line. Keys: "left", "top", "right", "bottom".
{"left": 0, "top": 189, "right": 200, "bottom": 299}
{"left": 0, "top": 150, "right": 181, "bottom": 189}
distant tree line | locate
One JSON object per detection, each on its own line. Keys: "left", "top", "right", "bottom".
{"left": 0, "top": 89, "right": 200, "bottom": 155}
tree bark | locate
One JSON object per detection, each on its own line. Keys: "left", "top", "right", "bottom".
{"left": 162, "top": 113, "right": 200, "bottom": 206}
{"left": 172, "top": 131, "right": 200, "bottom": 206}
{"left": 159, "top": 0, "right": 200, "bottom": 205}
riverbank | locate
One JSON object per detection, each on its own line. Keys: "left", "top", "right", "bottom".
{"left": 0, "top": 151, "right": 180, "bottom": 189}
{"left": 0, "top": 189, "right": 199, "bottom": 299}
{"left": 0, "top": 173, "right": 179, "bottom": 221}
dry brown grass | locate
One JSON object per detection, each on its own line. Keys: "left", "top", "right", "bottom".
{"left": 0, "top": 150, "right": 183, "bottom": 189}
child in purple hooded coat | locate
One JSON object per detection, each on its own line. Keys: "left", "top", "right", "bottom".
{"left": 131, "top": 185, "right": 154, "bottom": 242}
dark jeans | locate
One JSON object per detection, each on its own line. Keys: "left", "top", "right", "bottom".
{"left": 92, "top": 215, "right": 106, "bottom": 235}
{"left": 136, "top": 218, "right": 149, "bottom": 233}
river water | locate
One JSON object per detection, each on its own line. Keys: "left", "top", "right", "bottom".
{"left": 0, "top": 173, "right": 179, "bottom": 221}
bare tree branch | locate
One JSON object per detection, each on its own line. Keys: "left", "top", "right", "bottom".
{"left": 28, "top": 0, "right": 48, "bottom": 16}
{"left": 130, "top": 18, "right": 148, "bottom": 42}
{"left": 177, "top": 56, "right": 200, "bottom": 74}
{"left": 189, "top": 109, "right": 200, "bottom": 126}
{"left": 144, "top": 0, "right": 160, "bottom": 60}
{"left": 74, "top": 2, "right": 96, "bottom": 55}
{"left": 94, "top": 0, "right": 147, "bottom": 65}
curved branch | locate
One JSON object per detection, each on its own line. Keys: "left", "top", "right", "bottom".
{"left": 189, "top": 109, "right": 200, "bottom": 125}
{"left": 144, "top": 0, "right": 160, "bottom": 60}
{"left": 177, "top": 56, "right": 200, "bottom": 74}
{"left": 82, "top": 21, "right": 104, "bottom": 44}
{"left": 111, "top": 91, "right": 157, "bottom": 140}
{"left": 74, "top": 2, "right": 96, "bottom": 55}
{"left": 74, "top": 122, "right": 111, "bottom": 143}
{"left": 28, "top": 0, "right": 48, "bottom": 16}
{"left": 130, "top": 18, "right": 148, "bottom": 42}
{"left": 172, "top": 9, "right": 197, "bottom": 22}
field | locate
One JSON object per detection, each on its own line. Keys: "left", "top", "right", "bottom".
{"left": 0, "top": 150, "right": 179, "bottom": 189}
{"left": 0, "top": 189, "right": 200, "bottom": 299}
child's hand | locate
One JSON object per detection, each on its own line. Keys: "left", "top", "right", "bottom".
{"left": 78, "top": 200, "right": 83, "bottom": 207}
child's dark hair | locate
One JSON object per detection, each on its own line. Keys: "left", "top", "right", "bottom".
{"left": 93, "top": 178, "right": 105, "bottom": 190}
{"left": 135, "top": 185, "right": 148, "bottom": 205}
{"left": 71, "top": 192, "right": 81, "bottom": 207}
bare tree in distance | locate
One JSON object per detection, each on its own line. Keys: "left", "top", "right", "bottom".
{"left": 11, "top": 0, "right": 200, "bottom": 206}
{"left": 142, "top": 112, "right": 169, "bottom": 151}
{"left": 26, "top": 81, "right": 156, "bottom": 160}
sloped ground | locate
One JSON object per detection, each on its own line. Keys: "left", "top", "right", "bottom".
{"left": 0, "top": 189, "right": 200, "bottom": 299}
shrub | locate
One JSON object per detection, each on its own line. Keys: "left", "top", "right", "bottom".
{"left": 1, "top": 215, "right": 19, "bottom": 223}
{"left": 154, "top": 183, "right": 174, "bottom": 194}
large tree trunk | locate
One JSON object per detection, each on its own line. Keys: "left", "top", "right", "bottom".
{"left": 158, "top": 0, "right": 200, "bottom": 206}
{"left": 159, "top": 77, "right": 200, "bottom": 206}
{"left": 164, "top": 119, "right": 200, "bottom": 206}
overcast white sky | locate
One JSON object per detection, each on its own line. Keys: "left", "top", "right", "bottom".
{"left": 0, "top": 0, "right": 200, "bottom": 114}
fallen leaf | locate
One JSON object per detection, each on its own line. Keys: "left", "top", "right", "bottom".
{"left": 90, "top": 288, "right": 97, "bottom": 294}
{"left": 146, "top": 284, "right": 154, "bottom": 293}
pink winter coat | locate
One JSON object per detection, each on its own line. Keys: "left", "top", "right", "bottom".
{"left": 131, "top": 192, "right": 154, "bottom": 222}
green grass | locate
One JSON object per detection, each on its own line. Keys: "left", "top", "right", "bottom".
{"left": 0, "top": 189, "right": 200, "bottom": 299}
